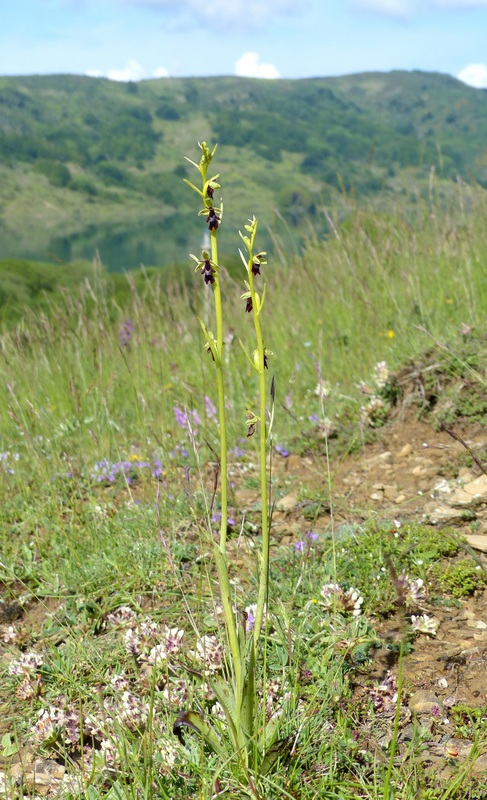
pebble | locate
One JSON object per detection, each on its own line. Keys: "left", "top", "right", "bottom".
{"left": 465, "top": 534, "right": 487, "bottom": 553}
{"left": 365, "top": 451, "right": 393, "bottom": 469}
{"left": 409, "top": 690, "right": 444, "bottom": 715}
{"left": 398, "top": 443, "right": 412, "bottom": 458}
{"left": 395, "top": 494, "right": 406, "bottom": 504}
{"left": 275, "top": 492, "right": 298, "bottom": 512}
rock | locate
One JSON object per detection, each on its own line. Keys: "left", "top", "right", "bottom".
{"left": 370, "top": 491, "right": 384, "bottom": 502}
{"left": 365, "top": 451, "right": 393, "bottom": 469}
{"left": 463, "top": 474, "right": 487, "bottom": 499}
{"left": 472, "top": 753, "right": 487, "bottom": 775}
{"left": 398, "top": 443, "right": 412, "bottom": 458}
{"left": 466, "top": 619, "right": 487, "bottom": 630}
{"left": 275, "top": 492, "right": 298, "bottom": 512}
{"left": 427, "top": 506, "right": 470, "bottom": 525}
{"left": 395, "top": 494, "right": 406, "bottom": 504}
{"left": 465, "top": 534, "right": 487, "bottom": 553}
{"left": 458, "top": 467, "right": 476, "bottom": 483}
{"left": 383, "top": 484, "right": 399, "bottom": 499}
{"left": 409, "top": 690, "right": 443, "bottom": 715}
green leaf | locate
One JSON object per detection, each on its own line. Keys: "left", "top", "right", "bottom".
{"left": 173, "top": 710, "right": 223, "bottom": 756}
{"left": 1, "top": 733, "right": 19, "bottom": 757}
{"left": 259, "top": 735, "right": 293, "bottom": 776}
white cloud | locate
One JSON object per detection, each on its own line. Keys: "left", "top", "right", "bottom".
{"left": 351, "top": 0, "right": 487, "bottom": 16}
{"left": 235, "top": 52, "right": 280, "bottom": 79}
{"left": 107, "top": 58, "right": 145, "bottom": 81}
{"left": 118, "top": 0, "right": 307, "bottom": 30}
{"left": 434, "top": 0, "right": 487, "bottom": 6}
{"left": 84, "top": 59, "right": 170, "bottom": 81}
{"left": 352, "top": 0, "right": 412, "bottom": 16}
{"left": 457, "top": 63, "right": 487, "bottom": 87}
{"left": 152, "top": 66, "right": 170, "bottom": 78}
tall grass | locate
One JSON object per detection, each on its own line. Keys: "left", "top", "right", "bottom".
{"left": 1, "top": 181, "right": 487, "bottom": 798}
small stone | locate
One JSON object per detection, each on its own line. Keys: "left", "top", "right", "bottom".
{"left": 466, "top": 619, "right": 487, "bottom": 630}
{"left": 463, "top": 474, "right": 487, "bottom": 499}
{"left": 275, "top": 492, "right": 298, "bottom": 512}
{"left": 383, "top": 484, "right": 399, "bottom": 499}
{"left": 365, "top": 451, "right": 393, "bottom": 469}
{"left": 458, "top": 467, "right": 476, "bottom": 483}
{"left": 465, "top": 534, "right": 487, "bottom": 553}
{"left": 472, "top": 753, "right": 487, "bottom": 775}
{"left": 409, "top": 690, "right": 443, "bottom": 715}
{"left": 398, "top": 443, "right": 412, "bottom": 458}
{"left": 395, "top": 494, "right": 406, "bottom": 504}
{"left": 370, "top": 491, "right": 384, "bottom": 502}
{"left": 437, "top": 678, "right": 448, "bottom": 689}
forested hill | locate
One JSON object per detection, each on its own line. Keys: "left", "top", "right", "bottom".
{"left": 0, "top": 70, "right": 486, "bottom": 269}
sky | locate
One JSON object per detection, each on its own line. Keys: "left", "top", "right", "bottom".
{"left": 1, "top": 0, "right": 487, "bottom": 88}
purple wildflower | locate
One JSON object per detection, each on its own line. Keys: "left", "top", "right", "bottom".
{"left": 120, "top": 319, "right": 133, "bottom": 347}
{"left": 204, "top": 395, "right": 217, "bottom": 419}
{"left": 275, "top": 444, "right": 290, "bottom": 457}
{"left": 306, "top": 531, "right": 319, "bottom": 541}
{"left": 295, "top": 541, "right": 306, "bottom": 553}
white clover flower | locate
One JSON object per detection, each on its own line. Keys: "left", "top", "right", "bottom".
{"left": 110, "top": 673, "right": 129, "bottom": 692}
{"left": 31, "top": 708, "right": 59, "bottom": 745}
{"left": 194, "top": 635, "right": 224, "bottom": 673}
{"left": 124, "top": 627, "right": 141, "bottom": 655}
{"left": 373, "top": 360, "right": 389, "bottom": 389}
{"left": 1, "top": 625, "right": 18, "bottom": 643}
{"left": 411, "top": 614, "right": 439, "bottom": 636}
{"left": 397, "top": 571, "right": 425, "bottom": 607}
{"left": 162, "top": 678, "right": 189, "bottom": 707}
{"left": 320, "top": 584, "right": 363, "bottom": 616}
{"left": 8, "top": 651, "right": 44, "bottom": 675}
{"left": 106, "top": 605, "right": 138, "bottom": 627}
{"left": 148, "top": 626, "right": 185, "bottom": 664}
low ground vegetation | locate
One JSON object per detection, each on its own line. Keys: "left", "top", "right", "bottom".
{"left": 1, "top": 182, "right": 487, "bottom": 797}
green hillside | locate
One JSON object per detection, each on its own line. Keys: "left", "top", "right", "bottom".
{"left": 0, "top": 71, "right": 486, "bottom": 269}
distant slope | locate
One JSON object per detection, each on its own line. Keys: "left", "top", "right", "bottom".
{"left": 0, "top": 71, "right": 486, "bottom": 269}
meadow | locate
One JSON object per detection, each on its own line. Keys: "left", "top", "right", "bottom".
{"left": 1, "top": 163, "right": 487, "bottom": 799}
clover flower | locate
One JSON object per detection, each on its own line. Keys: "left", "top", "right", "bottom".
{"left": 106, "top": 605, "right": 138, "bottom": 627}
{"left": 397, "top": 571, "right": 425, "bottom": 607}
{"left": 32, "top": 707, "right": 60, "bottom": 746}
{"left": 194, "top": 635, "right": 224, "bottom": 673}
{"left": 1, "top": 625, "right": 18, "bottom": 644}
{"left": 366, "top": 671, "right": 398, "bottom": 712}
{"left": 373, "top": 360, "right": 389, "bottom": 389}
{"left": 360, "top": 396, "right": 386, "bottom": 427}
{"left": 8, "top": 651, "right": 44, "bottom": 675}
{"left": 161, "top": 678, "right": 189, "bottom": 708}
{"left": 147, "top": 626, "right": 185, "bottom": 664}
{"left": 411, "top": 614, "right": 439, "bottom": 636}
{"left": 320, "top": 584, "right": 363, "bottom": 616}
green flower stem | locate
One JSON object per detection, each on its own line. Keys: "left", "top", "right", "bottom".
{"left": 210, "top": 230, "right": 244, "bottom": 699}
{"left": 210, "top": 230, "right": 228, "bottom": 554}
{"left": 246, "top": 253, "right": 269, "bottom": 647}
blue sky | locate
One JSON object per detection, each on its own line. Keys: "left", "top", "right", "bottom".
{"left": 2, "top": 0, "right": 487, "bottom": 87}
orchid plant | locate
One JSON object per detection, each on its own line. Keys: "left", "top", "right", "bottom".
{"left": 175, "top": 142, "right": 284, "bottom": 797}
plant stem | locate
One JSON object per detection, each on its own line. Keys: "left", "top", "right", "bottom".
{"left": 210, "top": 228, "right": 243, "bottom": 700}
